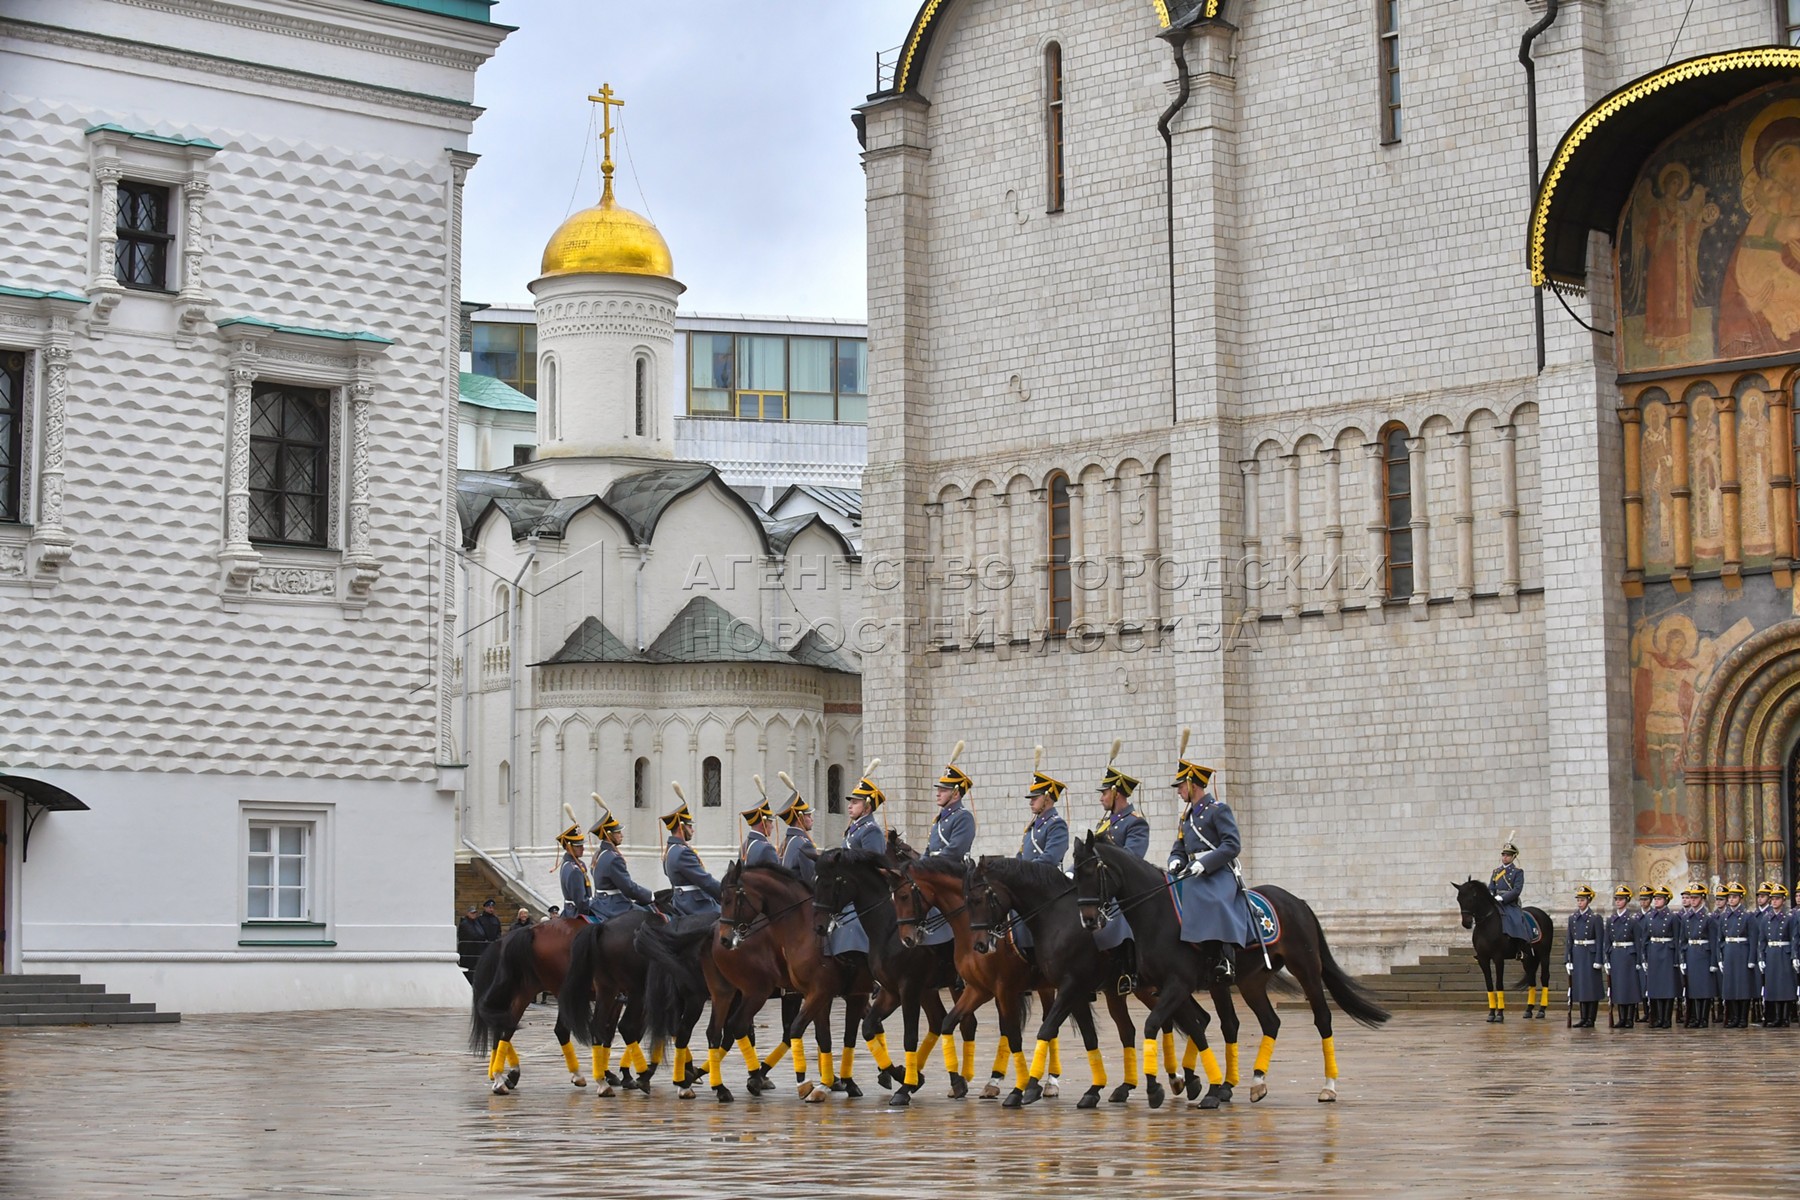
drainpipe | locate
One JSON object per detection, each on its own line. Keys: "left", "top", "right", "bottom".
{"left": 1520, "top": 0, "right": 1560, "bottom": 374}
{"left": 506, "top": 535, "right": 537, "bottom": 877}
{"left": 1159, "top": 23, "right": 1195, "bottom": 426}
{"left": 635, "top": 544, "right": 649, "bottom": 651}
{"left": 458, "top": 546, "right": 474, "bottom": 837}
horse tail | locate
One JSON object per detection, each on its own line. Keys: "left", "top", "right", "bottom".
{"left": 1314, "top": 913, "right": 1391, "bottom": 1029}
{"left": 637, "top": 917, "right": 711, "bottom": 1043}
{"left": 466, "top": 937, "right": 504, "bottom": 1054}
{"left": 559, "top": 923, "right": 601, "bottom": 1046}
{"left": 469, "top": 927, "right": 536, "bottom": 1053}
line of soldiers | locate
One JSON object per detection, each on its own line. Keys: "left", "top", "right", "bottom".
{"left": 1564, "top": 880, "right": 1799, "bottom": 1029}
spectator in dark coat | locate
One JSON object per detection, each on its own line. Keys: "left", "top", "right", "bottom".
{"left": 511, "top": 907, "right": 533, "bottom": 930}
{"left": 456, "top": 906, "right": 485, "bottom": 983}
{"left": 477, "top": 899, "right": 503, "bottom": 942}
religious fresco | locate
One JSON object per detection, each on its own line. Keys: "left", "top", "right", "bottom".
{"left": 1619, "top": 83, "right": 1800, "bottom": 373}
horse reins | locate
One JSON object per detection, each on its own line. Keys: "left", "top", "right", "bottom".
{"left": 719, "top": 879, "right": 814, "bottom": 943}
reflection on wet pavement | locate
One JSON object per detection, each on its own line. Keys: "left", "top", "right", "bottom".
{"left": 2, "top": 1005, "right": 1796, "bottom": 1197}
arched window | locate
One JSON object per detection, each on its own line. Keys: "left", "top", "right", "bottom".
{"left": 633, "top": 756, "right": 649, "bottom": 809}
{"left": 827, "top": 764, "right": 844, "bottom": 815}
{"left": 634, "top": 356, "right": 648, "bottom": 438}
{"left": 1381, "top": 424, "right": 1413, "bottom": 599}
{"left": 1048, "top": 471, "right": 1072, "bottom": 633}
{"left": 702, "top": 756, "right": 723, "bottom": 807}
{"left": 1045, "top": 43, "right": 1065, "bottom": 213}
{"left": 541, "top": 355, "right": 558, "bottom": 440}
{"left": 493, "top": 584, "right": 512, "bottom": 643}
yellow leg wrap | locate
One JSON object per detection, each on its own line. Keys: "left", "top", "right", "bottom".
{"left": 941, "top": 1031, "right": 960, "bottom": 1074}
{"left": 1011, "top": 1050, "right": 1028, "bottom": 1090}
{"left": 504, "top": 1042, "right": 519, "bottom": 1070}
{"left": 487, "top": 1043, "right": 503, "bottom": 1080}
{"left": 818, "top": 1050, "right": 837, "bottom": 1086}
{"left": 839, "top": 1046, "right": 855, "bottom": 1080}
{"left": 1321, "top": 1035, "right": 1338, "bottom": 1081}
{"left": 764, "top": 1044, "right": 788, "bottom": 1073}
{"left": 961, "top": 1039, "right": 977, "bottom": 1081}
{"left": 1538, "top": 986, "right": 1548, "bottom": 1008}
{"left": 594, "top": 1045, "right": 612, "bottom": 1079}
{"left": 707, "top": 1046, "right": 724, "bottom": 1089}
{"left": 868, "top": 1035, "right": 894, "bottom": 1073}
{"left": 1123, "top": 1046, "right": 1141, "bottom": 1085}
{"left": 990, "top": 1039, "right": 1010, "bottom": 1078}
{"left": 626, "top": 1043, "right": 647, "bottom": 1072}
{"left": 1484, "top": 990, "right": 1495, "bottom": 1009}
{"left": 1142, "top": 1038, "right": 1160, "bottom": 1080}
{"left": 1161, "top": 1032, "right": 1176, "bottom": 1075}
{"left": 1200, "top": 1047, "right": 1223, "bottom": 1087}
{"left": 1048, "top": 1038, "right": 1062, "bottom": 1077}
{"left": 736, "top": 1036, "right": 759, "bottom": 1074}
{"left": 1029, "top": 1039, "right": 1051, "bottom": 1083}
{"left": 1225, "top": 1043, "right": 1240, "bottom": 1087}
{"left": 1182, "top": 1039, "right": 1200, "bottom": 1072}
{"left": 791, "top": 1038, "right": 806, "bottom": 1078}
{"left": 904, "top": 1050, "right": 920, "bottom": 1088}
{"left": 1086, "top": 1046, "right": 1108, "bottom": 1087}
{"left": 673, "top": 1046, "right": 688, "bottom": 1080}
{"left": 917, "top": 1030, "right": 939, "bottom": 1077}
{"left": 561, "top": 1041, "right": 580, "bottom": 1075}
{"left": 1496, "top": 992, "right": 1506, "bottom": 1011}
{"left": 1253, "top": 1034, "right": 1276, "bottom": 1076}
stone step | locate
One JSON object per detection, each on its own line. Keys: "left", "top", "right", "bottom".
{"left": 0, "top": 1010, "right": 179, "bottom": 1026}
{"left": 0, "top": 974, "right": 82, "bottom": 985}
{"left": 0, "top": 997, "right": 142, "bottom": 1015}
{"left": 0, "top": 980, "right": 108, "bottom": 996}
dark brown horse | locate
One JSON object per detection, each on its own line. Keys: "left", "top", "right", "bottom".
{"left": 1454, "top": 878, "right": 1555, "bottom": 1023}
{"left": 557, "top": 910, "right": 662, "bottom": 1097}
{"left": 467, "top": 916, "right": 592, "bottom": 1095}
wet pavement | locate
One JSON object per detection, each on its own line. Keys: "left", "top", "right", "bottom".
{"left": 1, "top": 1002, "right": 1795, "bottom": 1198}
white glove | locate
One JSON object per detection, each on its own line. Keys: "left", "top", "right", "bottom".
{"left": 1759, "top": 962, "right": 1766, "bottom": 971}
{"left": 1166, "top": 858, "right": 1183, "bottom": 877}
{"left": 1186, "top": 858, "right": 1207, "bottom": 878}
{"left": 1564, "top": 962, "right": 1573, "bottom": 975}
{"left": 1680, "top": 963, "right": 1687, "bottom": 974}
{"left": 1593, "top": 962, "right": 1602, "bottom": 969}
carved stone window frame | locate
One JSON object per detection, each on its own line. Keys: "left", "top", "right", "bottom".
{"left": 85, "top": 125, "right": 221, "bottom": 342}
{"left": 0, "top": 288, "right": 86, "bottom": 593}
{"left": 217, "top": 319, "right": 390, "bottom": 615}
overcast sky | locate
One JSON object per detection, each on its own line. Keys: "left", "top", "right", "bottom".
{"left": 461, "top": 1, "right": 922, "bottom": 319}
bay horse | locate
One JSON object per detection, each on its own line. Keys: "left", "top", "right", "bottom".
{"left": 466, "top": 915, "right": 592, "bottom": 1096}
{"left": 636, "top": 912, "right": 729, "bottom": 1099}
{"left": 1074, "top": 833, "right": 1389, "bottom": 1104}
{"left": 1453, "top": 878, "right": 1554, "bottom": 1022}
{"left": 813, "top": 847, "right": 977, "bottom": 1106}
{"left": 711, "top": 861, "right": 873, "bottom": 1104}
{"left": 968, "top": 854, "right": 1213, "bottom": 1109}
{"left": 892, "top": 854, "right": 1056, "bottom": 1103}
{"left": 557, "top": 909, "right": 662, "bottom": 1097}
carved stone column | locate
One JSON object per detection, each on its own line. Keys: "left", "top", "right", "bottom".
{"left": 90, "top": 161, "right": 124, "bottom": 325}
{"left": 1141, "top": 469, "right": 1163, "bottom": 640}
{"left": 1771, "top": 384, "right": 1794, "bottom": 587}
{"left": 1281, "top": 453, "right": 1301, "bottom": 623}
{"left": 1105, "top": 473, "right": 1124, "bottom": 629}
{"left": 1363, "top": 441, "right": 1386, "bottom": 622}
{"left": 1065, "top": 482, "right": 1086, "bottom": 631}
{"left": 1619, "top": 407, "right": 1644, "bottom": 596}
{"left": 221, "top": 356, "right": 263, "bottom": 590}
{"left": 176, "top": 178, "right": 213, "bottom": 339}
{"left": 1240, "top": 459, "right": 1262, "bottom": 622}
{"left": 991, "top": 490, "right": 1014, "bottom": 644}
{"left": 1669, "top": 399, "right": 1693, "bottom": 591}
{"left": 1406, "top": 434, "right": 1429, "bottom": 620}
{"left": 1450, "top": 430, "right": 1474, "bottom": 615}
{"left": 28, "top": 332, "right": 74, "bottom": 578}
{"left": 1498, "top": 424, "right": 1521, "bottom": 613}
{"left": 1718, "top": 393, "right": 1742, "bottom": 588}
{"left": 345, "top": 374, "right": 380, "bottom": 599}
{"left": 1320, "top": 448, "right": 1343, "bottom": 629}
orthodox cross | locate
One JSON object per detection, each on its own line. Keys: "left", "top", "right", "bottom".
{"left": 588, "top": 83, "right": 625, "bottom": 199}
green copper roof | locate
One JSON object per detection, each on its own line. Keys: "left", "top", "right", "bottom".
{"left": 365, "top": 0, "right": 501, "bottom": 24}
{"left": 458, "top": 371, "right": 536, "bottom": 412}
{"left": 85, "top": 124, "right": 223, "bottom": 150}
{"left": 0, "top": 284, "right": 88, "bottom": 304}
{"left": 216, "top": 316, "right": 393, "bottom": 345}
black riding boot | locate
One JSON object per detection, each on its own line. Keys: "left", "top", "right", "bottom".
{"left": 1208, "top": 942, "right": 1235, "bottom": 986}
{"left": 1579, "top": 1002, "right": 1598, "bottom": 1027}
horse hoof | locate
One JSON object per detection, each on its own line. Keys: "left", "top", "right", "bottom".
{"left": 979, "top": 1080, "right": 1002, "bottom": 1100}
{"left": 890, "top": 1087, "right": 912, "bottom": 1107}
{"left": 1019, "top": 1081, "right": 1043, "bottom": 1106}
{"left": 842, "top": 1078, "right": 863, "bottom": 1099}
{"left": 571, "top": 1074, "right": 588, "bottom": 1089}
{"left": 1077, "top": 1086, "right": 1101, "bottom": 1110}
{"left": 796, "top": 1080, "right": 817, "bottom": 1100}
{"left": 877, "top": 1066, "right": 895, "bottom": 1090}
{"left": 505, "top": 1068, "right": 520, "bottom": 1090}
{"left": 948, "top": 1073, "right": 968, "bottom": 1100}
{"left": 1196, "top": 1083, "right": 1226, "bottom": 1110}
{"left": 490, "top": 1079, "right": 510, "bottom": 1096}
{"left": 804, "top": 1087, "right": 827, "bottom": 1104}
{"left": 1042, "top": 1076, "right": 1059, "bottom": 1099}
{"left": 1146, "top": 1079, "right": 1165, "bottom": 1109}
{"left": 746, "top": 1075, "right": 771, "bottom": 1097}
{"left": 714, "top": 1086, "right": 734, "bottom": 1104}
{"left": 1001, "top": 1089, "right": 1024, "bottom": 1109}
{"left": 1183, "top": 1070, "right": 1201, "bottom": 1102}
{"left": 595, "top": 1083, "right": 615, "bottom": 1098}
{"left": 1250, "top": 1081, "right": 1269, "bottom": 1103}
{"left": 605, "top": 1071, "right": 624, "bottom": 1087}
{"left": 1318, "top": 1087, "right": 1337, "bottom": 1103}
{"left": 1218, "top": 1082, "right": 1233, "bottom": 1104}
{"left": 829, "top": 1078, "right": 848, "bottom": 1094}
{"left": 678, "top": 1087, "right": 695, "bottom": 1100}
{"left": 1108, "top": 1084, "right": 1133, "bottom": 1104}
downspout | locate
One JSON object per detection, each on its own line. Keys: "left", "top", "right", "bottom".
{"left": 506, "top": 536, "right": 537, "bottom": 878}
{"left": 1159, "top": 23, "right": 1195, "bottom": 426}
{"left": 1520, "top": 0, "right": 1560, "bottom": 374}
{"left": 635, "top": 544, "right": 649, "bottom": 652}
{"left": 459, "top": 546, "right": 473, "bottom": 836}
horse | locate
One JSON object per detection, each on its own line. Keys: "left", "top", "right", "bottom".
{"left": 892, "top": 853, "right": 1057, "bottom": 1103}
{"left": 1453, "top": 877, "right": 1554, "bottom": 1022}
{"left": 1074, "top": 833, "right": 1390, "bottom": 1104}
{"left": 814, "top": 846, "right": 977, "bottom": 1106}
{"left": 968, "top": 854, "right": 1212, "bottom": 1109}
{"left": 635, "top": 912, "right": 728, "bottom": 1099}
{"left": 710, "top": 860, "right": 873, "bottom": 1104}
{"left": 557, "top": 909, "right": 663, "bottom": 1097}
{"left": 466, "top": 915, "right": 593, "bottom": 1096}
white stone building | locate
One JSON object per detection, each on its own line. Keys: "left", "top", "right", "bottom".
{"left": 857, "top": 0, "right": 1800, "bottom": 969}
{"left": 454, "top": 135, "right": 863, "bottom": 896}
{"left": 0, "top": 0, "right": 506, "bottom": 1010}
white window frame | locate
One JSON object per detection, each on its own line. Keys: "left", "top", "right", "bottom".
{"left": 85, "top": 125, "right": 219, "bottom": 342}
{"left": 0, "top": 289, "right": 84, "bottom": 591}
{"left": 239, "top": 801, "right": 333, "bottom": 944}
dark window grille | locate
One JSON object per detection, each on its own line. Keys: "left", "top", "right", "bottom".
{"left": 827, "top": 765, "right": 844, "bottom": 815}
{"left": 635, "top": 357, "right": 647, "bottom": 437}
{"left": 116, "top": 181, "right": 173, "bottom": 290}
{"left": 513, "top": 444, "right": 535, "bottom": 466}
{"left": 1379, "top": 0, "right": 1402, "bottom": 143}
{"left": 249, "top": 383, "right": 330, "bottom": 547}
{"left": 1048, "top": 471, "right": 1072, "bottom": 633}
{"left": 1382, "top": 424, "right": 1413, "bottom": 599}
{"left": 702, "top": 756, "right": 723, "bottom": 807}
{"left": 634, "top": 757, "right": 649, "bottom": 809}
{"left": 1046, "top": 44, "right": 1065, "bottom": 212}
{"left": 0, "top": 351, "right": 22, "bottom": 521}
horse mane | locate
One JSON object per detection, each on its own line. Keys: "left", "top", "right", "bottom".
{"left": 743, "top": 861, "right": 806, "bottom": 887}
{"left": 887, "top": 829, "right": 919, "bottom": 860}
{"left": 908, "top": 854, "right": 968, "bottom": 879}
{"left": 1091, "top": 838, "right": 1161, "bottom": 880}
{"left": 977, "top": 856, "right": 1070, "bottom": 896}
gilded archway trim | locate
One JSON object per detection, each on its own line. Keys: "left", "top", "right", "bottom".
{"left": 1528, "top": 46, "right": 1800, "bottom": 292}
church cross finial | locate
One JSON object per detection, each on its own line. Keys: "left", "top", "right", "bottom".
{"left": 587, "top": 83, "right": 625, "bottom": 204}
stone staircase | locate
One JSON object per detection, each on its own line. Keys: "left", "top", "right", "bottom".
{"left": 455, "top": 856, "right": 553, "bottom": 921}
{"left": 0, "top": 974, "right": 180, "bottom": 1026}
{"left": 1357, "top": 952, "right": 1565, "bottom": 1010}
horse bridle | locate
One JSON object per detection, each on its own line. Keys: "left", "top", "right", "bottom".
{"left": 718, "top": 876, "right": 813, "bottom": 947}
{"left": 969, "top": 873, "right": 1072, "bottom": 940}
{"left": 1076, "top": 855, "right": 1172, "bottom": 921}
{"left": 893, "top": 871, "right": 963, "bottom": 945}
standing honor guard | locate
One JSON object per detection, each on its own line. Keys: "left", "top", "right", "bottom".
{"left": 1757, "top": 883, "right": 1798, "bottom": 1027}
{"left": 556, "top": 809, "right": 595, "bottom": 919}
{"left": 776, "top": 773, "right": 816, "bottom": 886}
{"left": 1604, "top": 885, "right": 1643, "bottom": 1029}
{"left": 1679, "top": 882, "right": 1721, "bottom": 1028}
{"left": 1641, "top": 886, "right": 1681, "bottom": 1028}
{"left": 1716, "top": 882, "right": 1760, "bottom": 1028}
{"left": 588, "top": 796, "right": 652, "bottom": 920}
{"left": 661, "top": 785, "right": 721, "bottom": 918}
{"left": 1565, "top": 885, "right": 1605, "bottom": 1027}
{"left": 1166, "top": 728, "right": 1255, "bottom": 986}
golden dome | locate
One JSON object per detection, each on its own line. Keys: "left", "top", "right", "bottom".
{"left": 539, "top": 186, "right": 674, "bottom": 280}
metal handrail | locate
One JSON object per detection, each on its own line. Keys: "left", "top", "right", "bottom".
{"left": 460, "top": 837, "right": 554, "bottom": 913}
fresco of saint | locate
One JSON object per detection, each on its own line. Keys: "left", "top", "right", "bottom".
{"left": 1719, "top": 110, "right": 1800, "bottom": 358}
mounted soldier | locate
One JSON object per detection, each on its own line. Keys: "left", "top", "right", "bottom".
{"left": 1757, "top": 883, "right": 1797, "bottom": 1028}
{"left": 1008, "top": 746, "right": 1068, "bottom": 956}
{"left": 1090, "top": 740, "right": 1146, "bottom": 958}
{"left": 1641, "top": 885, "right": 1681, "bottom": 1028}
{"left": 1165, "top": 728, "right": 1254, "bottom": 986}
{"left": 739, "top": 794, "right": 781, "bottom": 870}
{"left": 1564, "top": 885, "right": 1604, "bottom": 1027}
{"left": 587, "top": 796, "right": 652, "bottom": 921}
{"left": 776, "top": 772, "right": 816, "bottom": 886}
{"left": 1716, "top": 881, "right": 1760, "bottom": 1028}
{"left": 1604, "top": 885, "right": 1643, "bottom": 1029}
{"left": 555, "top": 815, "right": 595, "bottom": 920}
{"left": 824, "top": 759, "right": 885, "bottom": 960}
{"left": 660, "top": 785, "right": 721, "bottom": 918}
{"left": 921, "top": 743, "right": 975, "bottom": 948}
{"left": 1488, "top": 836, "right": 1535, "bottom": 943}
{"left": 1679, "top": 882, "right": 1720, "bottom": 1028}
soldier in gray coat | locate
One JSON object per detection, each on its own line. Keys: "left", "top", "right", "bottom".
{"left": 588, "top": 805, "right": 652, "bottom": 920}
{"left": 1167, "top": 755, "right": 1254, "bottom": 985}
{"left": 825, "top": 768, "right": 887, "bottom": 957}
{"left": 1604, "top": 885, "right": 1643, "bottom": 1028}
{"left": 1091, "top": 760, "right": 1148, "bottom": 955}
{"left": 922, "top": 754, "right": 976, "bottom": 948}
{"left": 1716, "top": 882, "right": 1760, "bottom": 1027}
{"left": 1565, "top": 885, "right": 1605, "bottom": 1027}
{"left": 556, "top": 822, "right": 595, "bottom": 919}
{"left": 1757, "top": 883, "right": 1798, "bottom": 1027}
{"left": 1488, "top": 842, "right": 1535, "bottom": 943}
{"left": 739, "top": 799, "right": 781, "bottom": 870}
{"left": 1640, "top": 886, "right": 1681, "bottom": 1028}
{"left": 1008, "top": 762, "right": 1068, "bottom": 952}
{"left": 1679, "top": 883, "right": 1721, "bottom": 1028}
{"left": 777, "top": 784, "right": 816, "bottom": 887}
{"left": 660, "top": 796, "right": 721, "bottom": 918}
